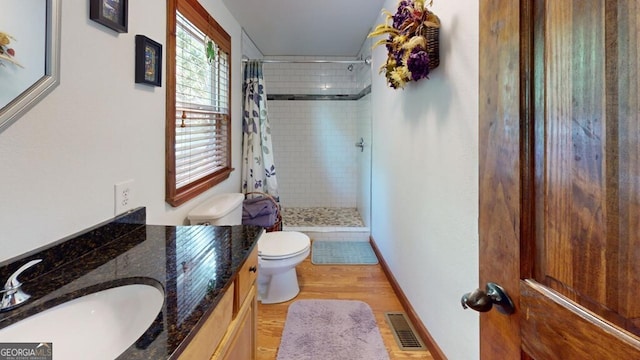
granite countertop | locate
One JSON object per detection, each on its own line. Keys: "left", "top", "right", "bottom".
{"left": 0, "top": 208, "right": 263, "bottom": 359}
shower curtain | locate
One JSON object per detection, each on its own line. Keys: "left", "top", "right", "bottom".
{"left": 241, "top": 60, "right": 279, "bottom": 199}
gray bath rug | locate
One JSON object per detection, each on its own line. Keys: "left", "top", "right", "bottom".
{"left": 276, "top": 299, "right": 390, "bottom": 360}
{"left": 311, "top": 241, "right": 378, "bottom": 265}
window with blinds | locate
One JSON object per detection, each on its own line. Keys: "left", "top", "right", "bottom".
{"left": 166, "top": 0, "right": 232, "bottom": 206}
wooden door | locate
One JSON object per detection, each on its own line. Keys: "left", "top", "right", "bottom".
{"left": 478, "top": 0, "right": 640, "bottom": 358}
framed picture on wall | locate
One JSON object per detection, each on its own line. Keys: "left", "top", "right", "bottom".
{"left": 90, "top": 0, "right": 128, "bottom": 33}
{"left": 135, "top": 35, "right": 162, "bottom": 87}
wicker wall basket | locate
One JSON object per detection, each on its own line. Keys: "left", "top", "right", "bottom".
{"left": 423, "top": 23, "right": 440, "bottom": 71}
{"left": 422, "top": 14, "right": 440, "bottom": 70}
{"left": 368, "top": 1, "right": 441, "bottom": 89}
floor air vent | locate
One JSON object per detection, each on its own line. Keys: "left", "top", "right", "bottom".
{"left": 384, "top": 312, "right": 427, "bottom": 351}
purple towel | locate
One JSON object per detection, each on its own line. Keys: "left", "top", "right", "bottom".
{"left": 242, "top": 197, "right": 278, "bottom": 219}
{"left": 242, "top": 212, "right": 278, "bottom": 227}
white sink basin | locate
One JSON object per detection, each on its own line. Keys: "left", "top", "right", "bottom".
{"left": 0, "top": 283, "right": 164, "bottom": 360}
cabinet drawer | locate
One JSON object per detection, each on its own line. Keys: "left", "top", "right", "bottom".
{"left": 235, "top": 246, "right": 258, "bottom": 314}
{"left": 178, "top": 283, "right": 234, "bottom": 360}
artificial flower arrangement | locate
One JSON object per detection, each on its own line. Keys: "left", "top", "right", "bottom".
{"left": 0, "top": 31, "right": 23, "bottom": 68}
{"left": 368, "top": 0, "right": 440, "bottom": 89}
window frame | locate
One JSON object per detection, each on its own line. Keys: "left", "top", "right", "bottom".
{"left": 166, "top": 0, "right": 233, "bottom": 207}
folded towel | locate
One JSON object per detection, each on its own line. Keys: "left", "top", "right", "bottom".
{"left": 243, "top": 197, "right": 277, "bottom": 218}
{"left": 242, "top": 212, "right": 278, "bottom": 227}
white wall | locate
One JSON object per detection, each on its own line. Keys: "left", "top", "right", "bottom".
{"left": 0, "top": 0, "right": 244, "bottom": 263}
{"left": 241, "top": 29, "right": 263, "bottom": 60}
{"left": 369, "top": 1, "right": 479, "bottom": 359}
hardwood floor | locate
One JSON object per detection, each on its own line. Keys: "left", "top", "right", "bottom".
{"left": 256, "top": 256, "right": 435, "bottom": 359}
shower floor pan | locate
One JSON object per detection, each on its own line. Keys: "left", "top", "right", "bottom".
{"left": 281, "top": 207, "right": 370, "bottom": 242}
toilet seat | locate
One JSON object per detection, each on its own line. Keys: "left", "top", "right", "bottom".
{"left": 258, "top": 231, "right": 310, "bottom": 260}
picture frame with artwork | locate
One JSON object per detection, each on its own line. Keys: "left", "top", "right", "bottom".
{"left": 90, "top": 0, "right": 128, "bottom": 33}
{"left": 135, "top": 35, "right": 162, "bottom": 87}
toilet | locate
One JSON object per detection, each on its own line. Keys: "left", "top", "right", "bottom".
{"left": 187, "top": 193, "right": 245, "bottom": 225}
{"left": 256, "top": 231, "right": 310, "bottom": 304}
{"left": 187, "top": 193, "right": 310, "bottom": 304}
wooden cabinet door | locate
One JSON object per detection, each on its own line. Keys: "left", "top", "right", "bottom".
{"left": 222, "top": 286, "right": 257, "bottom": 360}
{"left": 478, "top": 0, "right": 640, "bottom": 358}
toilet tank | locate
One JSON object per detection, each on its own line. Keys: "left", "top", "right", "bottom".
{"left": 187, "top": 193, "right": 245, "bottom": 225}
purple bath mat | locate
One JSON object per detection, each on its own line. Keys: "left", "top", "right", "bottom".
{"left": 276, "top": 299, "right": 390, "bottom": 360}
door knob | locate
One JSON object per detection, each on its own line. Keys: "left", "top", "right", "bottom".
{"left": 461, "top": 282, "right": 515, "bottom": 315}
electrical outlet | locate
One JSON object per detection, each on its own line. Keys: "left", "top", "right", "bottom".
{"left": 114, "top": 179, "right": 135, "bottom": 215}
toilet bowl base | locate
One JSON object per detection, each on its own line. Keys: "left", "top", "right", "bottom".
{"left": 258, "top": 267, "right": 300, "bottom": 304}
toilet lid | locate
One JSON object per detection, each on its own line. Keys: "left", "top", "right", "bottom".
{"left": 258, "top": 231, "right": 310, "bottom": 259}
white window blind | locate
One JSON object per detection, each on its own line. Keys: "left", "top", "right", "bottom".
{"left": 175, "top": 12, "right": 229, "bottom": 190}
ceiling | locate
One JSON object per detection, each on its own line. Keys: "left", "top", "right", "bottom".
{"left": 222, "top": 0, "right": 386, "bottom": 57}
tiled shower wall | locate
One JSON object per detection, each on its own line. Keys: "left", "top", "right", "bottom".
{"left": 356, "top": 92, "right": 372, "bottom": 228}
{"left": 263, "top": 57, "right": 369, "bottom": 208}
{"left": 268, "top": 100, "right": 358, "bottom": 207}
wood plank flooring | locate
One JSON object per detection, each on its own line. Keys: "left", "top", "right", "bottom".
{"left": 257, "top": 256, "right": 434, "bottom": 359}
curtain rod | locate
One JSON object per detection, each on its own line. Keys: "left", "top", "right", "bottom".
{"left": 242, "top": 58, "right": 372, "bottom": 65}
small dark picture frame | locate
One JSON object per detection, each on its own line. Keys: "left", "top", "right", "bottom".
{"left": 90, "top": 0, "right": 128, "bottom": 33}
{"left": 135, "top": 35, "right": 162, "bottom": 87}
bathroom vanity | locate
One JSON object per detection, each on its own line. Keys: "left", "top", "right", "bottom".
{"left": 178, "top": 245, "right": 259, "bottom": 359}
{"left": 0, "top": 208, "right": 262, "bottom": 359}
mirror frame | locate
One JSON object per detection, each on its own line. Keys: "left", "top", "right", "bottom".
{"left": 0, "top": 0, "right": 61, "bottom": 134}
